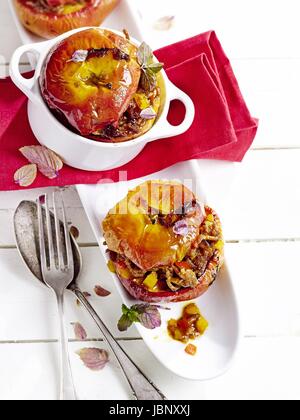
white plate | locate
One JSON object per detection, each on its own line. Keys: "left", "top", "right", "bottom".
{"left": 77, "top": 160, "right": 241, "bottom": 381}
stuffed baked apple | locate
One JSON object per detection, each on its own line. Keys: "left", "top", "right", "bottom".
{"left": 40, "top": 28, "right": 163, "bottom": 142}
{"left": 103, "top": 181, "right": 225, "bottom": 303}
{"left": 14, "top": 0, "right": 120, "bottom": 39}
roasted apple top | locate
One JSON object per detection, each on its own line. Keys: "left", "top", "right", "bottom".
{"left": 103, "top": 181, "right": 205, "bottom": 271}
{"left": 14, "top": 1, "right": 120, "bottom": 39}
{"left": 40, "top": 28, "right": 142, "bottom": 136}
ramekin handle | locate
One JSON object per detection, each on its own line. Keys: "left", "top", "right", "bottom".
{"left": 9, "top": 42, "right": 46, "bottom": 105}
{"left": 148, "top": 82, "right": 195, "bottom": 142}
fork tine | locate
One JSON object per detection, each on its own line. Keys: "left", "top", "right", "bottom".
{"left": 60, "top": 190, "right": 74, "bottom": 273}
{"left": 37, "top": 195, "right": 48, "bottom": 274}
{"left": 45, "top": 194, "right": 55, "bottom": 269}
{"left": 53, "top": 190, "right": 64, "bottom": 270}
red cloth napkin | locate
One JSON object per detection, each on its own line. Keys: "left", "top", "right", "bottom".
{"left": 0, "top": 31, "right": 258, "bottom": 191}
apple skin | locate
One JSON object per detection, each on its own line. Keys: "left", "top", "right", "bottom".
{"left": 40, "top": 28, "right": 141, "bottom": 136}
{"left": 14, "top": 0, "right": 120, "bottom": 39}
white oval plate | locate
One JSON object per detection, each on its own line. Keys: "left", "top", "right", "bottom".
{"left": 77, "top": 160, "right": 241, "bottom": 381}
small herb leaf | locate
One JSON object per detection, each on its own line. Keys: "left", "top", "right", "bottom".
{"left": 71, "top": 322, "right": 87, "bottom": 340}
{"left": 76, "top": 348, "right": 109, "bottom": 371}
{"left": 118, "top": 314, "right": 133, "bottom": 332}
{"left": 173, "top": 220, "right": 189, "bottom": 236}
{"left": 133, "top": 304, "right": 162, "bottom": 330}
{"left": 117, "top": 304, "right": 161, "bottom": 332}
{"left": 140, "top": 107, "right": 157, "bottom": 120}
{"left": 140, "top": 69, "right": 157, "bottom": 92}
{"left": 70, "top": 50, "right": 88, "bottom": 63}
{"left": 137, "top": 42, "right": 153, "bottom": 66}
{"left": 147, "top": 63, "right": 164, "bottom": 73}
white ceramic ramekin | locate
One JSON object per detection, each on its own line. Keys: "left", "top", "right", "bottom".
{"left": 10, "top": 27, "right": 195, "bottom": 171}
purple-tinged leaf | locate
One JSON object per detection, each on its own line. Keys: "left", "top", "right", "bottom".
{"left": 76, "top": 348, "right": 109, "bottom": 371}
{"left": 154, "top": 16, "right": 175, "bottom": 31}
{"left": 70, "top": 49, "right": 88, "bottom": 63}
{"left": 71, "top": 322, "right": 87, "bottom": 340}
{"left": 14, "top": 164, "right": 37, "bottom": 187}
{"left": 70, "top": 226, "right": 80, "bottom": 240}
{"left": 133, "top": 304, "right": 162, "bottom": 330}
{"left": 140, "top": 107, "right": 157, "bottom": 120}
{"left": 173, "top": 219, "right": 189, "bottom": 236}
{"left": 19, "top": 146, "right": 63, "bottom": 179}
{"left": 94, "top": 285, "right": 111, "bottom": 297}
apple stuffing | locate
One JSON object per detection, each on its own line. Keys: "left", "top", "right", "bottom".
{"left": 39, "top": 28, "right": 164, "bottom": 142}
{"left": 14, "top": 0, "right": 120, "bottom": 39}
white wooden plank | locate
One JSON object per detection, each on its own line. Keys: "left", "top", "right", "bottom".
{"left": 0, "top": 340, "right": 132, "bottom": 400}
{"left": 231, "top": 59, "right": 300, "bottom": 149}
{"left": 0, "top": 337, "right": 299, "bottom": 400}
{"left": 225, "top": 242, "right": 300, "bottom": 338}
{"left": 0, "top": 207, "right": 95, "bottom": 247}
{"left": 1, "top": 242, "right": 300, "bottom": 342}
{"left": 3, "top": 0, "right": 300, "bottom": 60}
{"left": 0, "top": 247, "right": 140, "bottom": 341}
{"left": 135, "top": 0, "right": 300, "bottom": 59}
{"left": 0, "top": 186, "right": 81, "bottom": 208}
{"left": 217, "top": 150, "right": 300, "bottom": 241}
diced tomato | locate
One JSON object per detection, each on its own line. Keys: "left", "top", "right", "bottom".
{"left": 177, "top": 318, "right": 190, "bottom": 333}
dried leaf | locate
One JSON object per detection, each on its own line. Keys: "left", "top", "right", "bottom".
{"left": 140, "top": 107, "right": 157, "bottom": 120}
{"left": 70, "top": 226, "right": 80, "bottom": 240}
{"left": 173, "top": 220, "right": 189, "bottom": 236}
{"left": 14, "top": 164, "right": 37, "bottom": 187}
{"left": 70, "top": 49, "right": 88, "bottom": 63}
{"left": 154, "top": 16, "right": 175, "bottom": 31}
{"left": 94, "top": 285, "right": 111, "bottom": 297}
{"left": 76, "top": 348, "right": 109, "bottom": 371}
{"left": 71, "top": 322, "right": 87, "bottom": 340}
{"left": 20, "top": 146, "right": 63, "bottom": 179}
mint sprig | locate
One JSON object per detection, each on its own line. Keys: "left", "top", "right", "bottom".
{"left": 118, "top": 303, "right": 162, "bottom": 332}
{"left": 137, "top": 42, "right": 164, "bottom": 92}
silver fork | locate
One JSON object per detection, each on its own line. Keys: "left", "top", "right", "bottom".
{"left": 37, "top": 191, "right": 76, "bottom": 401}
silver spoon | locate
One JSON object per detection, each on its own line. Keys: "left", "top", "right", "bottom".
{"left": 14, "top": 200, "right": 166, "bottom": 401}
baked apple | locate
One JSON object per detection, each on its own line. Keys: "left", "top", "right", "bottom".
{"left": 40, "top": 28, "right": 164, "bottom": 141}
{"left": 103, "top": 181, "right": 225, "bottom": 303}
{"left": 14, "top": 0, "right": 120, "bottom": 39}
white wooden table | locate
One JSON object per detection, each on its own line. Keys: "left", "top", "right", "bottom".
{"left": 0, "top": 0, "right": 300, "bottom": 400}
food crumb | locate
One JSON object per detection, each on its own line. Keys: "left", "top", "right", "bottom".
{"left": 185, "top": 344, "right": 197, "bottom": 356}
